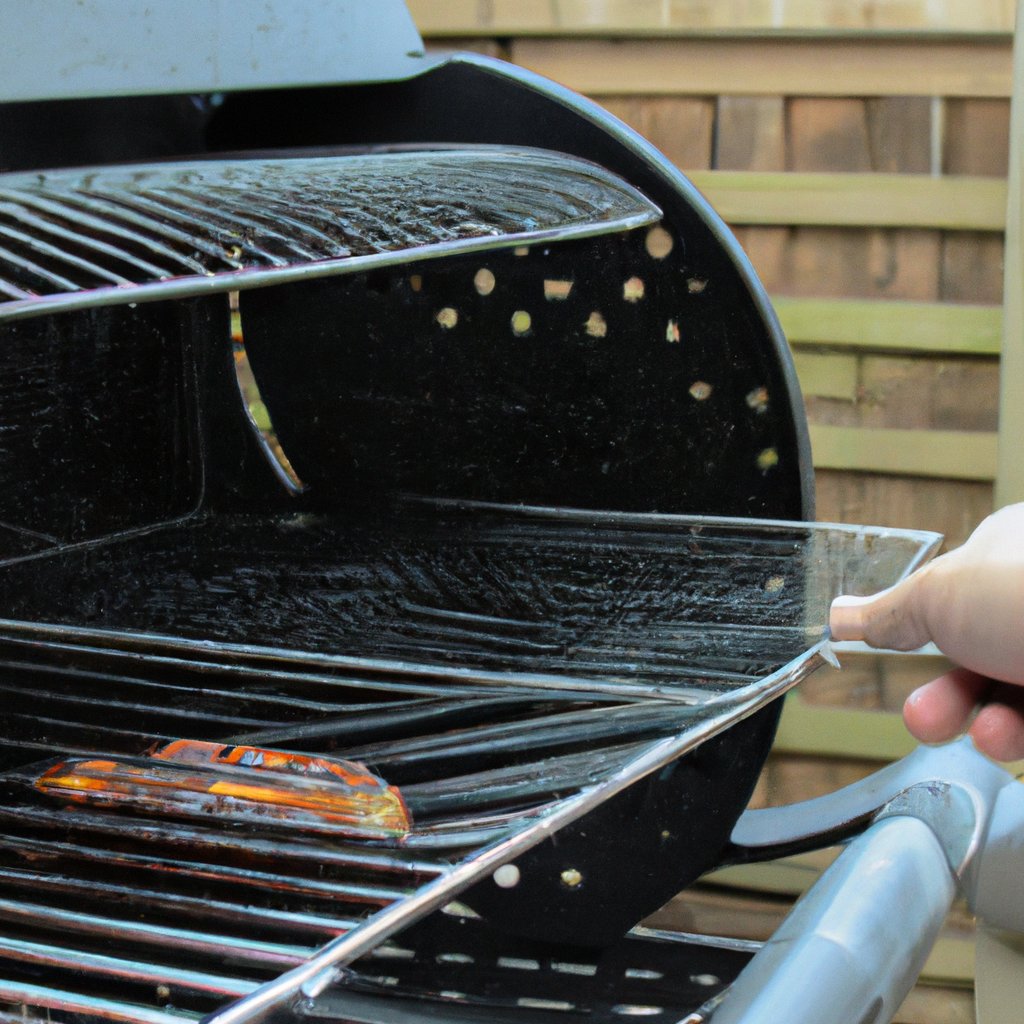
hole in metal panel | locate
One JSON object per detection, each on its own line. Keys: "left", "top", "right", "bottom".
{"left": 623, "top": 277, "right": 645, "bottom": 302}
{"left": 436, "top": 307, "right": 459, "bottom": 329}
{"left": 229, "top": 292, "right": 304, "bottom": 493}
{"left": 690, "top": 974, "right": 720, "bottom": 987}
{"left": 436, "top": 953, "right": 474, "bottom": 965}
{"left": 746, "top": 387, "right": 769, "bottom": 414}
{"left": 625, "top": 968, "right": 663, "bottom": 980}
{"left": 474, "top": 268, "right": 496, "bottom": 295}
{"left": 551, "top": 961, "right": 598, "bottom": 977}
{"left": 518, "top": 998, "right": 576, "bottom": 1012}
{"left": 511, "top": 310, "right": 532, "bottom": 336}
{"left": 645, "top": 225, "right": 674, "bottom": 259}
{"left": 497, "top": 957, "right": 540, "bottom": 971}
{"left": 544, "top": 279, "right": 574, "bottom": 301}
{"left": 584, "top": 311, "right": 607, "bottom": 338}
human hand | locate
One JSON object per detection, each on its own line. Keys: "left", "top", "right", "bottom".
{"left": 829, "top": 504, "right": 1024, "bottom": 761}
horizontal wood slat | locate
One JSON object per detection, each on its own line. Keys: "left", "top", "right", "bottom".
{"left": 687, "top": 171, "right": 1008, "bottom": 228}
{"left": 774, "top": 692, "right": 917, "bottom": 759}
{"left": 792, "top": 351, "right": 860, "bottom": 400}
{"left": 776, "top": 297, "right": 1004, "bottom": 354}
{"left": 509, "top": 37, "right": 1014, "bottom": 97}
{"left": 809, "top": 423, "right": 999, "bottom": 478}
{"left": 410, "top": 1, "right": 1015, "bottom": 37}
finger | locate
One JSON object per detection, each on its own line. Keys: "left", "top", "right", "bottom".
{"left": 968, "top": 691, "right": 1024, "bottom": 762}
{"left": 902, "top": 667, "right": 991, "bottom": 745}
{"left": 829, "top": 570, "right": 933, "bottom": 650}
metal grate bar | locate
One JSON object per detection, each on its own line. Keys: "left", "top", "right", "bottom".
{"left": 163, "top": 187, "right": 335, "bottom": 259}
{"left": 0, "top": 833, "right": 410, "bottom": 906}
{"left": 229, "top": 695, "right": 541, "bottom": 747}
{"left": 208, "top": 191, "right": 355, "bottom": 253}
{"left": 0, "top": 191, "right": 208, "bottom": 273}
{"left": 0, "top": 149, "right": 661, "bottom": 322}
{"left": 0, "top": 979, "right": 198, "bottom": 1023}
{"left": 0, "top": 201, "right": 175, "bottom": 278}
{"left": 0, "top": 634, "right": 534, "bottom": 701}
{"left": 123, "top": 191, "right": 294, "bottom": 266}
{"left": 0, "top": 222, "right": 130, "bottom": 286}
{"left": 0, "top": 934, "right": 257, "bottom": 999}
{"left": 0, "top": 866, "right": 363, "bottom": 936}
{"left": 0, "top": 682, "right": 270, "bottom": 730}
{"left": 73, "top": 191, "right": 244, "bottom": 266}
{"left": 399, "top": 739, "right": 649, "bottom": 817}
{"left": 0, "top": 653, "right": 452, "bottom": 716}
{"left": 0, "top": 278, "right": 30, "bottom": 300}
{"left": 0, "top": 896, "right": 314, "bottom": 971}
{"left": 0, "top": 240, "right": 80, "bottom": 292}
{"left": 0, "top": 805, "right": 443, "bottom": 877}
{"left": 341, "top": 702, "right": 689, "bottom": 769}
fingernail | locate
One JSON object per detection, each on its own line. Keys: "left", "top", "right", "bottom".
{"left": 904, "top": 686, "right": 924, "bottom": 709}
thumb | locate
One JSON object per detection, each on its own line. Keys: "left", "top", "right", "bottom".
{"left": 829, "top": 570, "right": 933, "bottom": 650}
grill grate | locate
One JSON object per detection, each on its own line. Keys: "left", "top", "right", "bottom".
{"left": 0, "top": 149, "right": 660, "bottom": 323}
{"left": 0, "top": 504, "right": 938, "bottom": 1023}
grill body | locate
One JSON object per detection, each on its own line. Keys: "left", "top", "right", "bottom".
{"left": 0, "top": 31, "right": 848, "bottom": 1024}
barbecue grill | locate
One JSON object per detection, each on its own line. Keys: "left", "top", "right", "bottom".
{"left": 0, "top": 4, "right": 1022, "bottom": 1024}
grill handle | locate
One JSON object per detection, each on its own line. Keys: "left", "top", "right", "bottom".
{"left": 709, "top": 814, "right": 956, "bottom": 1024}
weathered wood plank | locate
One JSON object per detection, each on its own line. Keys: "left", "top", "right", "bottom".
{"left": 787, "top": 98, "right": 877, "bottom": 172}
{"left": 687, "top": 171, "right": 1008, "bottom": 229}
{"left": 510, "top": 38, "right": 1013, "bottom": 98}
{"left": 941, "top": 233, "right": 1009, "bottom": 303}
{"left": 809, "top": 424, "right": 998, "bottom": 478}
{"left": 814, "top": 470, "right": 993, "bottom": 547}
{"left": 715, "top": 96, "right": 785, "bottom": 170}
{"left": 784, "top": 96, "right": 935, "bottom": 174}
{"left": 944, "top": 98, "right": 1012, "bottom": 175}
{"left": 866, "top": 96, "right": 936, "bottom": 174}
{"left": 855, "top": 355, "right": 999, "bottom": 431}
{"left": 737, "top": 226, "right": 942, "bottom": 300}
{"left": 774, "top": 692, "right": 918, "bottom": 759}
{"left": 798, "top": 650, "right": 953, "bottom": 712}
{"left": 410, "top": 0, "right": 1015, "bottom": 36}
{"left": 792, "top": 350, "right": 859, "bottom": 400}
{"left": 598, "top": 96, "right": 716, "bottom": 169}
{"left": 776, "top": 297, "right": 1003, "bottom": 354}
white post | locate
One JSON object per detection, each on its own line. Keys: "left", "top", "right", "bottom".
{"left": 995, "top": 0, "right": 1024, "bottom": 506}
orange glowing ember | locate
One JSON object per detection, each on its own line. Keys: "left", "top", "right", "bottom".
{"left": 35, "top": 740, "right": 409, "bottom": 839}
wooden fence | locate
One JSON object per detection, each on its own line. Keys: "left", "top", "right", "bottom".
{"left": 409, "top": 5, "right": 1022, "bottom": 1020}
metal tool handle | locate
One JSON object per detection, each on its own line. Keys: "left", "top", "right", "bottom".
{"left": 710, "top": 815, "right": 956, "bottom": 1024}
